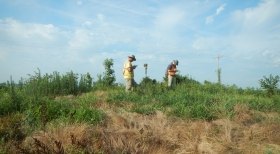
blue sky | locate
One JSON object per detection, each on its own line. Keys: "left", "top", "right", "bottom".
{"left": 0, "top": 0, "right": 279, "bottom": 88}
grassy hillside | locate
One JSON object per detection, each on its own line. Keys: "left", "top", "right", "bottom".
{"left": 0, "top": 71, "right": 280, "bottom": 153}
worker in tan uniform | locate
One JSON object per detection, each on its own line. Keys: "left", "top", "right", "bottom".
{"left": 123, "top": 55, "right": 137, "bottom": 92}
{"left": 166, "top": 60, "right": 178, "bottom": 88}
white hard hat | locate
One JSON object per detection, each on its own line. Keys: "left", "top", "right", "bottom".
{"left": 173, "top": 60, "right": 178, "bottom": 65}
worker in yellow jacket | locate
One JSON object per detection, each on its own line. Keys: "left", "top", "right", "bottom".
{"left": 123, "top": 55, "right": 137, "bottom": 92}
{"left": 166, "top": 60, "right": 178, "bottom": 88}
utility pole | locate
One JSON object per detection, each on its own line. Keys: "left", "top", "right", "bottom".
{"left": 216, "top": 55, "right": 223, "bottom": 84}
{"left": 144, "top": 63, "right": 148, "bottom": 77}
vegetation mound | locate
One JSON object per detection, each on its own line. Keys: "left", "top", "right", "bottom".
{"left": 0, "top": 68, "right": 279, "bottom": 153}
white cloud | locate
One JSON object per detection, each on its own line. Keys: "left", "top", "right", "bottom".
{"left": 262, "top": 49, "right": 280, "bottom": 66}
{"left": 0, "top": 18, "right": 70, "bottom": 64}
{"left": 82, "top": 21, "right": 93, "bottom": 27}
{"left": 216, "top": 4, "right": 226, "bottom": 15}
{"left": 1, "top": 1, "right": 279, "bottom": 87}
{"left": 154, "top": 6, "right": 185, "bottom": 30}
{"left": 68, "top": 29, "right": 92, "bottom": 51}
{"left": 77, "top": 0, "right": 83, "bottom": 6}
{"left": 232, "top": 0, "right": 280, "bottom": 30}
{"left": 1, "top": 18, "right": 58, "bottom": 42}
{"left": 273, "top": 58, "right": 280, "bottom": 67}
{"left": 205, "top": 16, "right": 214, "bottom": 24}
{"left": 230, "top": 0, "right": 280, "bottom": 66}
{"left": 97, "top": 14, "right": 105, "bottom": 21}
{"left": 192, "top": 36, "right": 227, "bottom": 54}
{"left": 205, "top": 3, "right": 226, "bottom": 24}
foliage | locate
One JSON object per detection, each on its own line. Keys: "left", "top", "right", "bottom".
{"left": 137, "top": 77, "right": 165, "bottom": 96}
{"left": 0, "top": 69, "right": 103, "bottom": 138}
{"left": 94, "top": 58, "right": 116, "bottom": 89}
{"left": 175, "top": 74, "right": 200, "bottom": 85}
{"left": 24, "top": 95, "right": 104, "bottom": 130}
{"left": 73, "top": 107, "right": 105, "bottom": 124}
{"left": 1, "top": 68, "right": 280, "bottom": 153}
{"left": 106, "top": 75, "right": 280, "bottom": 120}
{"left": 139, "top": 77, "right": 157, "bottom": 85}
{"left": 259, "top": 74, "right": 280, "bottom": 96}
{"left": 102, "top": 58, "right": 116, "bottom": 86}
{"left": 0, "top": 79, "right": 23, "bottom": 116}
{"left": 79, "top": 73, "right": 93, "bottom": 92}
{"left": 23, "top": 69, "right": 92, "bottom": 97}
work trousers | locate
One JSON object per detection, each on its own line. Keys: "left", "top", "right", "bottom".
{"left": 125, "top": 78, "right": 136, "bottom": 92}
{"left": 168, "top": 75, "right": 176, "bottom": 88}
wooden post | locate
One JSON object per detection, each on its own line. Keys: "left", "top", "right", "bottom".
{"left": 216, "top": 55, "right": 223, "bottom": 84}
{"left": 144, "top": 64, "right": 148, "bottom": 77}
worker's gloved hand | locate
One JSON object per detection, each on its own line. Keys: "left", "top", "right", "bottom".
{"left": 132, "top": 65, "right": 137, "bottom": 69}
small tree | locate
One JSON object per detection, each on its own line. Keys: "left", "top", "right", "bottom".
{"left": 79, "top": 72, "right": 93, "bottom": 92}
{"left": 102, "top": 58, "right": 116, "bottom": 86}
{"left": 139, "top": 77, "right": 157, "bottom": 86}
{"left": 259, "top": 74, "right": 280, "bottom": 96}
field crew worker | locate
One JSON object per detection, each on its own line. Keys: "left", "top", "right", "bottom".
{"left": 166, "top": 60, "right": 179, "bottom": 88}
{"left": 123, "top": 55, "right": 137, "bottom": 92}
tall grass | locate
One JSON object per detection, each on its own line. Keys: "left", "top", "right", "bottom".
{"left": 23, "top": 69, "right": 92, "bottom": 97}
{"left": 1, "top": 71, "right": 279, "bottom": 133}
{"left": 105, "top": 77, "right": 280, "bottom": 120}
{"left": 1, "top": 70, "right": 279, "bottom": 153}
{"left": 0, "top": 70, "right": 105, "bottom": 145}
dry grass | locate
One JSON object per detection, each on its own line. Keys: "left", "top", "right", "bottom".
{"left": 8, "top": 103, "right": 280, "bottom": 154}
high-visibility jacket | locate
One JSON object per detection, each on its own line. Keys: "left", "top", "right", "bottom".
{"left": 167, "top": 64, "right": 177, "bottom": 76}
{"left": 123, "top": 60, "right": 134, "bottom": 79}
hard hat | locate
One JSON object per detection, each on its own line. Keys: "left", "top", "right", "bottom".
{"left": 128, "top": 55, "right": 136, "bottom": 61}
{"left": 173, "top": 60, "right": 178, "bottom": 65}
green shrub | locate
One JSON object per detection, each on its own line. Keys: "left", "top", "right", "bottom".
{"left": 247, "top": 97, "right": 279, "bottom": 112}
{"left": 0, "top": 82, "right": 24, "bottom": 116}
{"left": 0, "top": 92, "right": 13, "bottom": 116}
{"left": 189, "top": 104, "right": 216, "bottom": 121}
{"left": 24, "top": 97, "right": 71, "bottom": 129}
{"left": 222, "top": 100, "right": 237, "bottom": 118}
{"left": 2, "top": 67, "right": 280, "bottom": 134}
{"left": 170, "top": 103, "right": 191, "bottom": 118}
{"left": 23, "top": 69, "right": 92, "bottom": 97}
{"left": 259, "top": 74, "right": 280, "bottom": 96}
{"left": 24, "top": 96, "right": 104, "bottom": 129}
{"left": 132, "top": 104, "right": 156, "bottom": 115}
{"left": 107, "top": 90, "right": 141, "bottom": 104}
{"left": 75, "top": 92, "right": 97, "bottom": 106}
{"left": 73, "top": 107, "right": 105, "bottom": 124}
{"left": 46, "top": 99, "right": 72, "bottom": 121}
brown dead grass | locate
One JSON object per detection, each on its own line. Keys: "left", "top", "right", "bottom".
{"left": 13, "top": 103, "right": 280, "bottom": 154}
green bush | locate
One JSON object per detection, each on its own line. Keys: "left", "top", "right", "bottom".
{"left": 0, "top": 82, "right": 24, "bottom": 116}
{"left": 23, "top": 69, "right": 93, "bottom": 98}
{"left": 1, "top": 68, "right": 280, "bottom": 135}
{"left": 73, "top": 107, "right": 105, "bottom": 124}
{"left": 170, "top": 103, "right": 191, "bottom": 118}
{"left": 46, "top": 99, "right": 72, "bottom": 121}
{"left": 0, "top": 92, "right": 13, "bottom": 116}
{"left": 259, "top": 74, "right": 280, "bottom": 96}
{"left": 247, "top": 96, "right": 280, "bottom": 112}
{"left": 189, "top": 104, "right": 216, "bottom": 121}
{"left": 24, "top": 95, "right": 103, "bottom": 129}
{"left": 132, "top": 104, "right": 158, "bottom": 115}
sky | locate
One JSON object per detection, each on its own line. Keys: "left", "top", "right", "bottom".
{"left": 0, "top": 0, "right": 279, "bottom": 88}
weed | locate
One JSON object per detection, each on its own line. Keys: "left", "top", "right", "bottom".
{"left": 73, "top": 107, "right": 105, "bottom": 124}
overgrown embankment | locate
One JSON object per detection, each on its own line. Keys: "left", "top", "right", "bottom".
{"left": 1, "top": 72, "right": 280, "bottom": 153}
